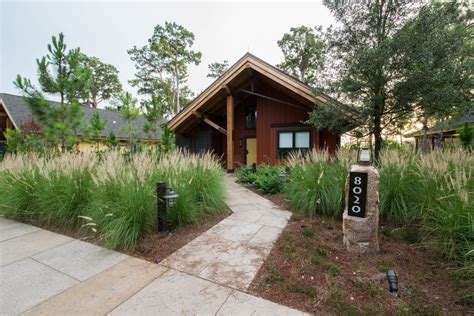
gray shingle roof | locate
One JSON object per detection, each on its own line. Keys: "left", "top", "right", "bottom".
{"left": 0, "top": 93, "right": 162, "bottom": 140}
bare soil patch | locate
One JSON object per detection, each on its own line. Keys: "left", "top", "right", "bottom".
{"left": 249, "top": 207, "right": 471, "bottom": 315}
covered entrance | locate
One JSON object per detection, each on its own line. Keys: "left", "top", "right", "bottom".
{"left": 169, "top": 53, "right": 342, "bottom": 172}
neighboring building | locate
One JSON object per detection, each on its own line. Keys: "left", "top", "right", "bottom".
{"left": 168, "top": 53, "right": 345, "bottom": 172}
{"left": 0, "top": 93, "right": 161, "bottom": 154}
{"left": 405, "top": 110, "right": 474, "bottom": 150}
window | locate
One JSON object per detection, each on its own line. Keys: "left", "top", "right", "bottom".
{"left": 277, "top": 130, "right": 311, "bottom": 159}
{"left": 245, "top": 105, "right": 256, "bottom": 129}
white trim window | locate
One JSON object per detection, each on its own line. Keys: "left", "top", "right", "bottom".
{"left": 277, "top": 130, "right": 311, "bottom": 159}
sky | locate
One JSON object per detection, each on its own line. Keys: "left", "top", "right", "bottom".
{"left": 1, "top": 0, "right": 335, "bottom": 106}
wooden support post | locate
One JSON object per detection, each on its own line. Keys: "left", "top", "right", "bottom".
{"left": 226, "top": 94, "right": 234, "bottom": 172}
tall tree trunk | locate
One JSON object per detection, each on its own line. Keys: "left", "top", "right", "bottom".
{"left": 373, "top": 124, "right": 382, "bottom": 163}
{"left": 421, "top": 114, "right": 430, "bottom": 153}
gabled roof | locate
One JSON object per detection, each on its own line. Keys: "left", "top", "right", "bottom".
{"left": 405, "top": 109, "right": 474, "bottom": 137}
{"left": 0, "top": 93, "right": 162, "bottom": 141}
{"left": 168, "top": 53, "right": 338, "bottom": 130}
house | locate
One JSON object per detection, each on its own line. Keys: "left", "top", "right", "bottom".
{"left": 0, "top": 93, "right": 161, "bottom": 155}
{"left": 405, "top": 110, "right": 474, "bottom": 150}
{"left": 168, "top": 53, "right": 344, "bottom": 172}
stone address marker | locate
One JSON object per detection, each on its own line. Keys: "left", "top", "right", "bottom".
{"left": 343, "top": 161, "right": 380, "bottom": 254}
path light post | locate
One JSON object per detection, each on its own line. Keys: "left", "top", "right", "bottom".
{"left": 342, "top": 144, "right": 380, "bottom": 254}
{"left": 278, "top": 170, "right": 287, "bottom": 182}
{"left": 156, "top": 182, "right": 179, "bottom": 233}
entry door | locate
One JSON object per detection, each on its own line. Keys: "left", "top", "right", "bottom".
{"left": 246, "top": 138, "right": 257, "bottom": 165}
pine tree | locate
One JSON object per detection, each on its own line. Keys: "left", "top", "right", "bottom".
{"left": 128, "top": 21, "right": 202, "bottom": 117}
{"left": 88, "top": 112, "right": 106, "bottom": 151}
{"left": 14, "top": 33, "right": 90, "bottom": 152}
{"left": 115, "top": 92, "right": 139, "bottom": 151}
{"left": 207, "top": 61, "right": 229, "bottom": 79}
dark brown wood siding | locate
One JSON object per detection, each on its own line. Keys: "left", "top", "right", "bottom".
{"left": 256, "top": 84, "right": 325, "bottom": 164}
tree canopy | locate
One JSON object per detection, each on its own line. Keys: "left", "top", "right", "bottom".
{"left": 207, "top": 60, "right": 229, "bottom": 79}
{"left": 308, "top": 1, "right": 473, "bottom": 159}
{"left": 128, "top": 21, "right": 202, "bottom": 117}
{"left": 14, "top": 32, "right": 90, "bottom": 152}
{"left": 80, "top": 54, "right": 122, "bottom": 107}
{"left": 277, "top": 26, "right": 325, "bottom": 87}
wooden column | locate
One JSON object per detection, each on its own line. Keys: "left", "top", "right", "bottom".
{"left": 226, "top": 94, "right": 234, "bottom": 172}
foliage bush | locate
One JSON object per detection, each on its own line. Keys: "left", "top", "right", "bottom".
{"left": 235, "top": 164, "right": 284, "bottom": 194}
{"left": 0, "top": 150, "right": 226, "bottom": 250}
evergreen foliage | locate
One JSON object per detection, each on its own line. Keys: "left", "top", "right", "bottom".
{"left": 277, "top": 26, "right": 325, "bottom": 87}
{"left": 14, "top": 33, "right": 90, "bottom": 152}
{"left": 128, "top": 21, "right": 202, "bottom": 117}
{"left": 80, "top": 54, "right": 122, "bottom": 107}
{"left": 207, "top": 60, "right": 229, "bottom": 78}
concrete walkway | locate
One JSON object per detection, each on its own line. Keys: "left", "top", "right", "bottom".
{"left": 0, "top": 177, "right": 304, "bottom": 315}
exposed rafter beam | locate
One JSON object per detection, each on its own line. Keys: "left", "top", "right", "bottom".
{"left": 193, "top": 111, "right": 227, "bottom": 135}
{"left": 239, "top": 89, "right": 309, "bottom": 111}
{"left": 204, "top": 115, "right": 227, "bottom": 136}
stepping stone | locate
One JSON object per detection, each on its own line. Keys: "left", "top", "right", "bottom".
{"left": 217, "top": 290, "right": 308, "bottom": 315}
{"left": 256, "top": 214, "right": 289, "bottom": 228}
{"left": 0, "top": 217, "right": 26, "bottom": 230}
{"left": 198, "top": 244, "right": 270, "bottom": 290}
{"left": 0, "top": 222, "right": 41, "bottom": 241}
{"left": 203, "top": 218, "right": 262, "bottom": 242}
{"left": 32, "top": 239, "right": 128, "bottom": 281}
{"left": 248, "top": 226, "right": 283, "bottom": 249}
{"left": 110, "top": 269, "right": 232, "bottom": 315}
{"left": 0, "top": 258, "right": 78, "bottom": 315}
{"left": 25, "top": 257, "right": 168, "bottom": 315}
{"left": 160, "top": 234, "right": 237, "bottom": 275}
{"left": 0, "top": 230, "right": 73, "bottom": 267}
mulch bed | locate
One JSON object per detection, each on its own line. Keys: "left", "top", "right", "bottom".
{"left": 247, "top": 197, "right": 472, "bottom": 315}
{"left": 131, "top": 208, "right": 231, "bottom": 263}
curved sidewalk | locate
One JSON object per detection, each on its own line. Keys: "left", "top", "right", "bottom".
{"left": 0, "top": 177, "right": 306, "bottom": 315}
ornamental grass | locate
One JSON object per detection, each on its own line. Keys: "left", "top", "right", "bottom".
{"left": 0, "top": 149, "right": 226, "bottom": 250}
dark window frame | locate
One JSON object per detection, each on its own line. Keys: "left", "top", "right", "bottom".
{"left": 276, "top": 129, "right": 312, "bottom": 160}
{"left": 244, "top": 104, "right": 257, "bottom": 130}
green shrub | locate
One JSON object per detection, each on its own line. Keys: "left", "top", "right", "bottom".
{"left": 235, "top": 165, "right": 257, "bottom": 184}
{"left": 254, "top": 164, "right": 284, "bottom": 194}
{"left": 236, "top": 164, "right": 284, "bottom": 194}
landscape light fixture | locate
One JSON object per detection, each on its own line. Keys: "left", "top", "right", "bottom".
{"left": 278, "top": 170, "right": 287, "bottom": 181}
{"left": 164, "top": 188, "right": 179, "bottom": 208}
{"left": 357, "top": 144, "right": 371, "bottom": 166}
{"left": 386, "top": 270, "right": 399, "bottom": 296}
{"left": 156, "top": 182, "right": 179, "bottom": 232}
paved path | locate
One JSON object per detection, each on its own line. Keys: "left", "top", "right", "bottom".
{"left": 0, "top": 177, "right": 304, "bottom": 315}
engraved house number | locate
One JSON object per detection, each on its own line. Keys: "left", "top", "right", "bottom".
{"left": 348, "top": 172, "right": 368, "bottom": 218}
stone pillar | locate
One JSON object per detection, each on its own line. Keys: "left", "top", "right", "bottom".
{"left": 343, "top": 164, "right": 380, "bottom": 254}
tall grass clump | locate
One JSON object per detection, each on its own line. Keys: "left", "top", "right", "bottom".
{"left": 0, "top": 149, "right": 226, "bottom": 250}
{"left": 0, "top": 152, "right": 96, "bottom": 228}
{"left": 283, "top": 149, "right": 347, "bottom": 217}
